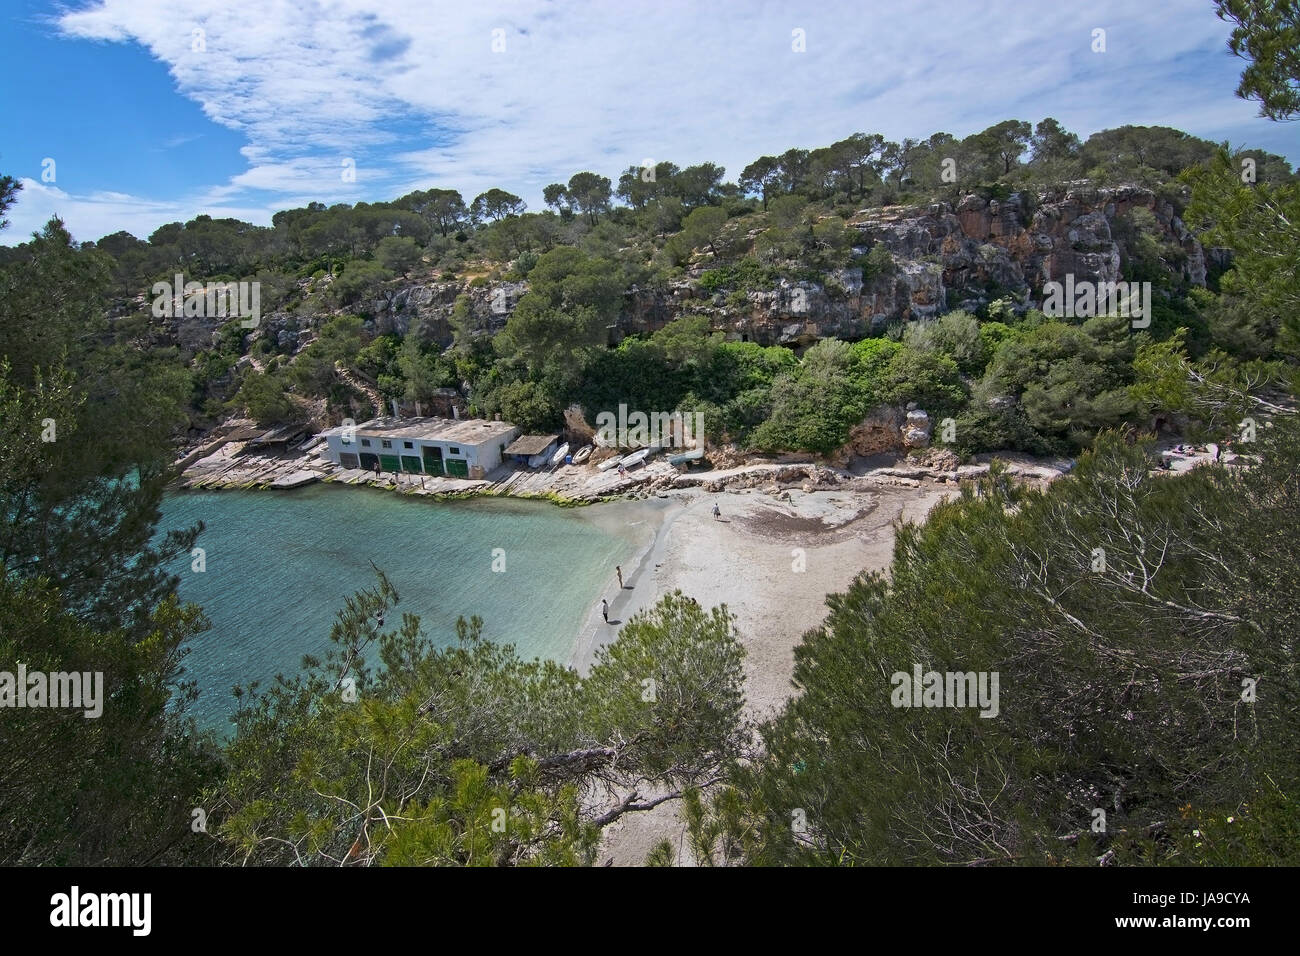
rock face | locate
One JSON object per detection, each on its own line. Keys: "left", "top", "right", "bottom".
{"left": 367, "top": 280, "right": 525, "bottom": 341}
{"left": 611, "top": 183, "right": 1206, "bottom": 346}
{"left": 850, "top": 184, "right": 1207, "bottom": 318}
{"left": 840, "top": 405, "right": 908, "bottom": 458}
{"left": 195, "top": 182, "right": 1208, "bottom": 354}
{"left": 902, "top": 409, "right": 932, "bottom": 449}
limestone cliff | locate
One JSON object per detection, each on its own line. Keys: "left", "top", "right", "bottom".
{"left": 173, "top": 182, "right": 1212, "bottom": 355}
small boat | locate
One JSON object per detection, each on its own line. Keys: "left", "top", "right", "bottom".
{"left": 596, "top": 454, "right": 624, "bottom": 472}
{"left": 550, "top": 443, "right": 570, "bottom": 467}
{"left": 667, "top": 447, "right": 705, "bottom": 466}
{"left": 572, "top": 445, "right": 592, "bottom": 464}
{"left": 622, "top": 448, "right": 650, "bottom": 468}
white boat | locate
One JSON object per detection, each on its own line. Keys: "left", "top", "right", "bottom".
{"left": 596, "top": 454, "right": 624, "bottom": 472}
{"left": 622, "top": 448, "right": 650, "bottom": 468}
{"left": 572, "top": 445, "right": 592, "bottom": 464}
{"left": 550, "top": 443, "right": 570, "bottom": 466}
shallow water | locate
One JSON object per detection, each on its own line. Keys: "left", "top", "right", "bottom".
{"left": 158, "top": 484, "right": 639, "bottom": 734}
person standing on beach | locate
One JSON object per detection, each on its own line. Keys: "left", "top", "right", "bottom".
{"left": 616, "top": 565, "right": 623, "bottom": 588}
{"left": 712, "top": 502, "right": 721, "bottom": 520}
{"left": 602, "top": 598, "right": 609, "bottom": 623}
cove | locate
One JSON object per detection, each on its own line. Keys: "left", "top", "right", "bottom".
{"left": 158, "top": 484, "right": 640, "bottom": 734}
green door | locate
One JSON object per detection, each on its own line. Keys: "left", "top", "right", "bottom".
{"left": 400, "top": 455, "right": 422, "bottom": 473}
{"left": 445, "top": 458, "right": 469, "bottom": 478}
{"left": 422, "top": 446, "right": 444, "bottom": 475}
{"left": 379, "top": 454, "right": 401, "bottom": 472}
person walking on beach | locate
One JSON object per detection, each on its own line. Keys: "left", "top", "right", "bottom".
{"left": 712, "top": 502, "right": 721, "bottom": 520}
{"left": 601, "top": 598, "right": 609, "bottom": 624}
{"left": 616, "top": 565, "right": 623, "bottom": 588}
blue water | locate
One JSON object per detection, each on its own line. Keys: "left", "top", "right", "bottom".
{"left": 158, "top": 485, "right": 636, "bottom": 734}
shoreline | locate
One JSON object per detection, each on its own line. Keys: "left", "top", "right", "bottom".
{"left": 574, "top": 483, "right": 960, "bottom": 720}
{"left": 584, "top": 480, "right": 960, "bottom": 864}
{"left": 569, "top": 492, "right": 691, "bottom": 673}
{"left": 166, "top": 461, "right": 964, "bottom": 864}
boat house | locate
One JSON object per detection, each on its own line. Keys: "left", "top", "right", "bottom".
{"left": 320, "top": 416, "right": 520, "bottom": 479}
{"left": 502, "top": 433, "right": 560, "bottom": 468}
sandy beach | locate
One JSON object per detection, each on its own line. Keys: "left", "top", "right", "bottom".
{"left": 569, "top": 481, "right": 957, "bottom": 864}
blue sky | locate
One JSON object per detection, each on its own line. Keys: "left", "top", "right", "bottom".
{"left": 1, "top": 0, "right": 1295, "bottom": 245}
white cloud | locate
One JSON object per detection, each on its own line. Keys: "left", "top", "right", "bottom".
{"left": 6, "top": 178, "right": 269, "bottom": 242}
{"left": 5, "top": 0, "right": 1286, "bottom": 243}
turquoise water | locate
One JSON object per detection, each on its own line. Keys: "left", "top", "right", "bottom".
{"left": 158, "top": 485, "right": 636, "bottom": 734}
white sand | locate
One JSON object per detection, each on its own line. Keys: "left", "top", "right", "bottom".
{"left": 568, "top": 482, "right": 957, "bottom": 864}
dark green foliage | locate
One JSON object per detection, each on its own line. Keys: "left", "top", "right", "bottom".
{"left": 741, "top": 423, "right": 1300, "bottom": 865}
{"left": 0, "top": 215, "right": 220, "bottom": 865}
{"left": 1184, "top": 147, "right": 1300, "bottom": 358}
{"left": 752, "top": 340, "right": 866, "bottom": 454}
{"left": 0, "top": 220, "right": 198, "bottom": 634}
{"left": 210, "top": 583, "right": 747, "bottom": 865}
{"left": 1217, "top": 0, "right": 1300, "bottom": 120}
{"left": 698, "top": 257, "right": 777, "bottom": 294}
{"left": 976, "top": 316, "right": 1137, "bottom": 448}
{"left": 0, "top": 578, "right": 220, "bottom": 865}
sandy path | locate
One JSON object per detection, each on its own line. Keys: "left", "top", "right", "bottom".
{"left": 571, "top": 483, "right": 957, "bottom": 864}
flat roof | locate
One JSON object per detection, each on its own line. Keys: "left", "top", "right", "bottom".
{"left": 503, "top": 434, "right": 560, "bottom": 456}
{"left": 321, "top": 416, "right": 517, "bottom": 446}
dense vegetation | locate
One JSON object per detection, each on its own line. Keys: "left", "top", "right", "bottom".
{"left": 1, "top": 5, "right": 1297, "bottom": 865}
{"left": 2, "top": 113, "right": 1295, "bottom": 459}
{"left": 715, "top": 423, "right": 1300, "bottom": 865}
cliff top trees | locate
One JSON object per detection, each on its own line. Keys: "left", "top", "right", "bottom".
{"left": 966, "top": 119, "right": 1033, "bottom": 177}
{"left": 1079, "top": 125, "right": 1217, "bottom": 180}
{"left": 1030, "top": 118, "right": 1081, "bottom": 165}
{"left": 561, "top": 171, "right": 612, "bottom": 225}
{"left": 739, "top": 156, "right": 782, "bottom": 210}
{"left": 807, "top": 132, "right": 888, "bottom": 203}
{"left": 396, "top": 187, "right": 468, "bottom": 237}
{"left": 616, "top": 162, "right": 677, "bottom": 209}
{"left": 470, "top": 188, "right": 526, "bottom": 223}
{"left": 374, "top": 235, "right": 421, "bottom": 276}
{"left": 672, "top": 205, "right": 728, "bottom": 262}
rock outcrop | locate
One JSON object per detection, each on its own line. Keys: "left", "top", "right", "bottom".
{"left": 165, "top": 182, "right": 1209, "bottom": 354}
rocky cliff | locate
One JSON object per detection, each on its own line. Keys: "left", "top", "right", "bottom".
{"left": 172, "top": 182, "right": 1212, "bottom": 355}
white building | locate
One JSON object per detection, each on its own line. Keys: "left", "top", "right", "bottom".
{"left": 319, "top": 416, "right": 520, "bottom": 480}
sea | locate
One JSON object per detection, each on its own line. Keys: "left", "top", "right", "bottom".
{"left": 157, "top": 484, "right": 640, "bottom": 735}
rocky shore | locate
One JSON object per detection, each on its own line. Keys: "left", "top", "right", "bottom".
{"left": 174, "top": 416, "right": 1080, "bottom": 504}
